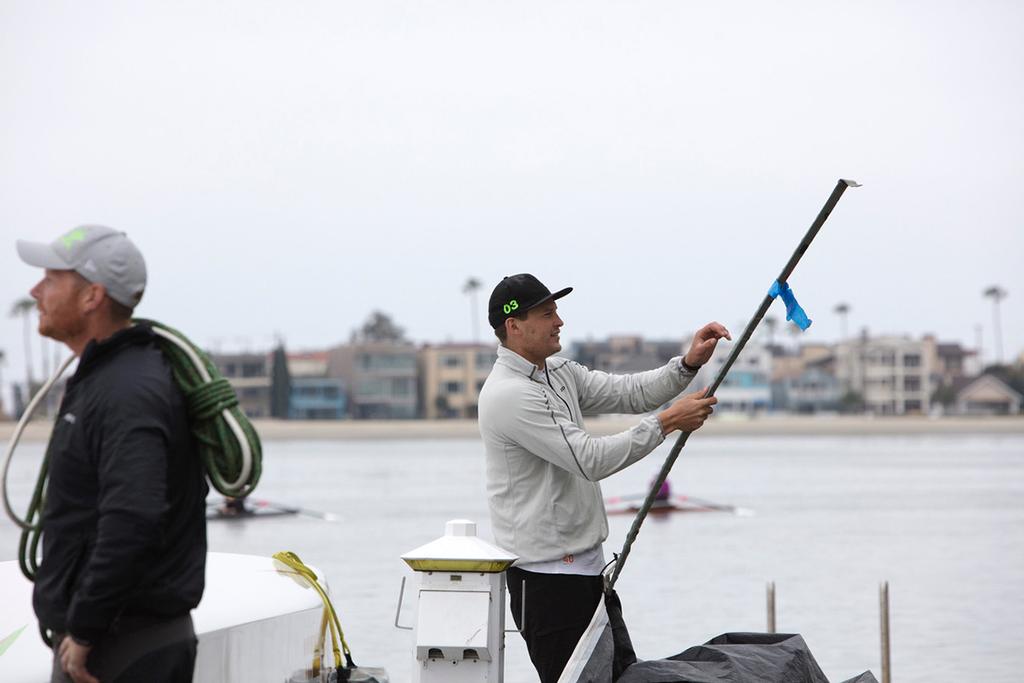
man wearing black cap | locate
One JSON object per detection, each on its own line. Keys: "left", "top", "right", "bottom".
{"left": 17, "top": 226, "right": 206, "bottom": 683}
{"left": 478, "top": 273, "right": 728, "bottom": 682}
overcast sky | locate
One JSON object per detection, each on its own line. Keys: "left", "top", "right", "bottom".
{"left": 1, "top": 1, "right": 1021, "bottom": 407}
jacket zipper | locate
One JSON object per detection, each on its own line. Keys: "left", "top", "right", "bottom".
{"left": 543, "top": 364, "right": 575, "bottom": 422}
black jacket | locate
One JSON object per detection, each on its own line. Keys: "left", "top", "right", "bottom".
{"left": 33, "top": 324, "right": 208, "bottom": 642}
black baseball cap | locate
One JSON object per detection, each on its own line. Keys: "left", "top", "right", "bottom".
{"left": 488, "top": 273, "right": 573, "bottom": 329}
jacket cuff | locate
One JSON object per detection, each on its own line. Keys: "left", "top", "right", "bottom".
{"left": 675, "top": 356, "right": 698, "bottom": 379}
{"left": 66, "top": 604, "right": 113, "bottom": 645}
{"left": 641, "top": 414, "right": 667, "bottom": 443}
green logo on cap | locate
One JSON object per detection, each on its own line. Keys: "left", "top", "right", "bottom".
{"left": 503, "top": 299, "right": 519, "bottom": 315}
{"left": 60, "top": 228, "right": 87, "bottom": 250}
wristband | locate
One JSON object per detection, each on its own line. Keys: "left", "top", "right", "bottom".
{"left": 681, "top": 358, "right": 701, "bottom": 374}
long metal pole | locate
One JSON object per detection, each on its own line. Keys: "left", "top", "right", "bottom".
{"left": 766, "top": 581, "right": 776, "bottom": 633}
{"left": 606, "top": 179, "right": 860, "bottom": 590}
{"left": 880, "top": 581, "right": 891, "bottom": 683}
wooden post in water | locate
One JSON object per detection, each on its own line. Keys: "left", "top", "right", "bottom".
{"left": 880, "top": 581, "right": 891, "bottom": 683}
{"left": 766, "top": 581, "right": 776, "bottom": 633}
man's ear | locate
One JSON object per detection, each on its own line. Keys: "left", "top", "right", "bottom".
{"left": 80, "top": 282, "right": 107, "bottom": 314}
{"left": 505, "top": 317, "right": 519, "bottom": 338}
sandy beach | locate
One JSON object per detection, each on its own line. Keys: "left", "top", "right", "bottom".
{"left": 4, "top": 414, "right": 1024, "bottom": 443}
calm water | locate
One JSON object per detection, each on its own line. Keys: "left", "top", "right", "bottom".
{"left": 3, "top": 434, "right": 1023, "bottom": 682}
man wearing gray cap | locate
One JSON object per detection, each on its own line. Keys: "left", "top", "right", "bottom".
{"left": 17, "top": 225, "right": 207, "bottom": 683}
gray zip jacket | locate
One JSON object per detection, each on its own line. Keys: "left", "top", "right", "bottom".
{"left": 478, "top": 345, "right": 696, "bottom": 563}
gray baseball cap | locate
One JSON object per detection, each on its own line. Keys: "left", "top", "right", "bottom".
{"left": 17, "top": 225, "right": 147, "bottom": 309}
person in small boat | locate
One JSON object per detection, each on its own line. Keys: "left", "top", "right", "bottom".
{"left": 17, "top": 226, "right": 207, "bottom": 683}
{"left": 654, "top": 477, "right": 672, "bottom": 502}
{"left": 478, "top": 273, "right": 728, "bottom": 683}
{"left": 218, "top": 496, "right": 249, "bottom": 516}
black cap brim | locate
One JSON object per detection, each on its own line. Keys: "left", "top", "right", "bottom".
{"left": 526, "top": 286, "right": 573, "bottom": 312}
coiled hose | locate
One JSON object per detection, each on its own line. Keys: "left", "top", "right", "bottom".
{"left": 2, "top": 319, "right": 263, "bottom": 582}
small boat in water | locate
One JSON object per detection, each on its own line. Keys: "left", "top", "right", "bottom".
{"left": 207, "top": 498, "right": 341, "bottom": 522}
{"left": 605, "top": 493, "right": 753, "bottom": 516}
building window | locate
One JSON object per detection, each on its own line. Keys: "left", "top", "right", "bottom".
{"left": 440, "top": 381, "right": 464, "bottom": 395}
{"left": 903, "top": 353, "right": 921, "bottom": 367}
{"left": 442, "top": 355, "right": 463, "bottom": 368}
{"left": 390, "top": 378, "right": 414, "bottom": 396}
{"left": 359, "top": 353, "right": 416, "bottom": 371}
{"left": 242, "top": 362, "right": 264, "bottom": 377}
{"left": 357, "top": 379, "right": 385, "bottom": 396}
{"left": 904, "top": 376, "right": 921, "bottom": 392}
{"left": 476, "top": 352, "right": 496, "bottom": 369}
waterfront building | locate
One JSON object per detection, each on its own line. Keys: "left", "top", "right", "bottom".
{"left": 954, "top": 374, "right": 1022, "bottom": 415}
{"left": 289, "top": 377, "right": 347, "bottom": 419}
{"left": 694, "top": 339, "right": 773, "bottom": 414}
{"left": 769, "top": 343, "right": 840, "bottom": 413}
{"left": 927, "top": 338, "right": 981, "bottom": 382}
{"left": 210, "top": 352, "right": 273, "bottom": 418}
{"left": 834, "top": 334, "right": 933, "bottom": 415}
{"left": 570, "top": 335, "right": 684, "bottom": 374}
{"left": 418, "top": 343, "right": 496, "bottom": 419}
{"left": 287, "top": 350, "right": 346, "bottom": 419}
{"left": 329, "top": 341, "right": 419, "bottom": 419}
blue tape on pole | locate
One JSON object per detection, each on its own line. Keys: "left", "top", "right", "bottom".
{"left": 768, "top": 280, "right": 812, "bottom": 330}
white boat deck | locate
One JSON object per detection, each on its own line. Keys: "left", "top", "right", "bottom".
{"left": 0, "top": 553, "right": 325, "bottom": 683}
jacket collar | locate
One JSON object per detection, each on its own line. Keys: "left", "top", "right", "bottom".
{"left": 496, "top": 345, "right": 546, "bottom": 379}
{"left": 72, "top": 323, "right": 156, "bottom": 383}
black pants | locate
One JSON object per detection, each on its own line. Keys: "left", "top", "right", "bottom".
{"left": 507, "top": 567, "right": 604, "bottom": 683}
{"left": 50, "top": 614, "right": 196, "bottom": 683}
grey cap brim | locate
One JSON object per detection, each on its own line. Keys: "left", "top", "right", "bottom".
{"left": 16, "top": 240, "right": 71, "bottom": 269}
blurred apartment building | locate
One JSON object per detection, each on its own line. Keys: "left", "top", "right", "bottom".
{"left": 210, "top": 351, "right": 274, "bottom": 418}
{"left": 833, "top": 334, "right": 980, "bottom": 415}
{"left": 328, "top": 340, "right": 418, "bottom": 419}
{"left": 692, "top": 339, "right": 774, "bottom": 414}
{"left": 287, "top": 351, "right": 346, "bottom": 419}
{"left": 770, "top": 343, "right": 841, "bottom": 413}
{"left": 571, "top": 335, "right": 683, "bottom": 374}
{"left": 418, "top": 343, "right": 496, "bottom": 419}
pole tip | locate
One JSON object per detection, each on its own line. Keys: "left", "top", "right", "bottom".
{"left": 841, "top": 179, "right": 862, "bottom": 187}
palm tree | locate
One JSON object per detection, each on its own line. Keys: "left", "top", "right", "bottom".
{"left": 762, "top": 315, "right": 778, "bottom": 348}
{"left": 786, "top": 321, "right": 803, "bottom": 349}
{"left": 9, "top": 297, "right": 36, "bottom": 391}
{"left": 983, "top": 286, "right": 1007, "bottom": 363}
{"left": 463, "top": 277, "right": 482, "bottom": 344}
{"left": 40, "top": 332, "right": 50, "bottom": 380}
{"left": 0, "top": 348, "right": 6, "bottom": 419}
{"left": 833, "top": 302, "right": 850, "bottom": 341}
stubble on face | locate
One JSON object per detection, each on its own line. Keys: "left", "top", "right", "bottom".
{"left": 521, "top": 301, "right": 563, "bottom": 361}
{"left": 31, "top": 270, "right": 89, "bottom": 344}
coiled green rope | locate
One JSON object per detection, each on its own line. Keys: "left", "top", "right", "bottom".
{"left": 5, "top": 319, "right": 263, "bottom": 582}
{"left": 140, "top": 318, "right": 263, "bottom": 498}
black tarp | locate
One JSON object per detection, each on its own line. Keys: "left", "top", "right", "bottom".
{"left": 561, "top": 592, "right": 878, "bottom": 683}
{"left": 617, "top": 632, "right": 878, "bottom": 683}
